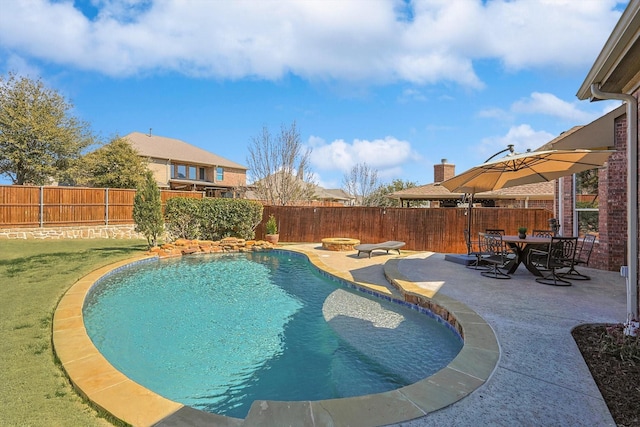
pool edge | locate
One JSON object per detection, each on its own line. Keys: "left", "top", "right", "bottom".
{"left": 52, "top": 249, "right": 499, "bottom": 427}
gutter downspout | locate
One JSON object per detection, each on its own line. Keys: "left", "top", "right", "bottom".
{"left": 590, "top": 83, "right": 639, "bottom": 333}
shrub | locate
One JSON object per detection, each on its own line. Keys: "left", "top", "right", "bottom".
{"left": 164, "top": 197, "right": 201, "bottom": 240}
{"left": 600, "top": 323, "right": 640, "bottom": 364}
{"left": 200, "top": 198, "right": 263, "bottom": 240}
{"left": 165, "top": 198, "right": 263, "bottom": 241}
{"left": 266, "top": 214, "right": 278, "bottom": 235}
{"left": 133, "top": 172, "right": 164, "bottom": 247}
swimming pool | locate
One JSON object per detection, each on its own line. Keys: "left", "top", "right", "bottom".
{"left": 83, "top": 251, "right": 463, "bottom": 419}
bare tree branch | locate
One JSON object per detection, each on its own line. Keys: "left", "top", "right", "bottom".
{"left": 246, "top": 121, "right": 315, "bottom": 205}
{"left": 342, "top": 163, "right": 379, "bottom": 206}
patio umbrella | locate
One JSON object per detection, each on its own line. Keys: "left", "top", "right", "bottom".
{"left": 441, "top": 148, "right": 615, "bottom": 244}
{"left": 441, "top": 149, "right": 615, "bottom": 194}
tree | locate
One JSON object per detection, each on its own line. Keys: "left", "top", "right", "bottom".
{"left": 133, "top": 171, "right": 164, "bottom": 247}
{"left": 0, "top": 72, "right": 94, "bottom": 185}
{"left": 246, "top": 121, "right": 315, "bottom": 205}
{"left": 369, "top": 179, "right": 418, "bottom": 207}
{"left": 68, "top": 135, "right": 149, "bottom": 188}
{"left": 342, "top": 162, "right": 379, "bottom": 206}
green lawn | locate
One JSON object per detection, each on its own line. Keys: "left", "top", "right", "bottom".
{"left": 0, "top": 238, "right": 148, "bottom": 426}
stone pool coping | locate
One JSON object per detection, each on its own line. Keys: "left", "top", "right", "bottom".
{"left": 52, "top": 248, "right": 499, "bottom": 427}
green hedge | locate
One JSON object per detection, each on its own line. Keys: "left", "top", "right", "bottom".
{"left": 164, "top": 197, "right": 201, "bottom": 240}
{"left": 164, "top": 197, "right": 263, "bottom": 241}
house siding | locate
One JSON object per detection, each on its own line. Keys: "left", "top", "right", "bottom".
{"left": 148, "top": 158, "right": 171, "bottom": 187}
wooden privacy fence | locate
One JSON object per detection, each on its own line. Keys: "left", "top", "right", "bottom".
{"left": 0, "top": 185, "right": 203, "bottom": 228}
{"left": 0, "top": 185, "right": 554, "bottom": 254}
{"left": 257, "top": 206, "right": 555, "bottom": 254}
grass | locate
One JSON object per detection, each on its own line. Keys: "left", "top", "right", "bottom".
{"left": 0, "top": 238, "right": 148, "bottom": 426}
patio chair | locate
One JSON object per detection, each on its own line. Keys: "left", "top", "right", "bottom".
{"left": 463, "top": 229, "right": 490, "bottom": 270}
{"left": 355, "top": 241, "right": 405, "bottom": 258}
{"left": 530, "top": 236, "right": 578, "bottom": 286}
{"left": 485, "top": 229, "right": 505, "bottom": 236}
{"left": 529, "top": 230, "right": 555, "bottom": 268}
{"left": 532, "top": 229, "right": 554, "bottom": 238}
{"left": 559, "top": 233, "right": 596, "bottom": 280}
{"left": 479, "top": 232, "right": 512, "bottom": 279}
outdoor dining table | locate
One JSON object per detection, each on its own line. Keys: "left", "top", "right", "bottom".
{"left": 501, "top": 235, "right": 552, "bottom": 276}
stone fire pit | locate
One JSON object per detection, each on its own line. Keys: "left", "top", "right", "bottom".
{"left": 321, "top": 237, "right": 360, "bottom": 251}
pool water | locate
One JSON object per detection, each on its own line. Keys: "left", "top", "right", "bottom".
{"left": 83, "top": 251, "right": 462, "bottom": 419}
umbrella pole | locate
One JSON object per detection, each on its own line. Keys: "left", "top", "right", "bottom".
{"left": 467, "top": 193, "right": 474, "bottom": 254}
{"left": 467, "top": 193, "right": 473, "bottom": 239}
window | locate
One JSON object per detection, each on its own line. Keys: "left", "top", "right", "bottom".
{"left": 171, "top": 163, "right": 205, "bottom": 181}
{"left": 574, "top": 169, "right": 599, "bottom": 237}
{"left": 216, "top": 167, "right": 224, "bottom": 181}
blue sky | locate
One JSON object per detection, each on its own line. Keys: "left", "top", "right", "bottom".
{"left": 0, "top": 0, "right": 628, "bottom": 188}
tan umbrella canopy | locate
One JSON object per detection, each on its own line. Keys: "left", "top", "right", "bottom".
{"left": 441, "top": 149, "right": 615, "bottom": 194}
{"left": 442, "top": 148, "right": 615, "bottom": 248}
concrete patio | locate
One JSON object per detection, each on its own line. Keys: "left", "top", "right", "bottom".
{"left": 298, "top": 244, "right": 626, "bottom": 426}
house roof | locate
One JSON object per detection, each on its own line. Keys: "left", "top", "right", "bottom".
{"left": 248, "top": 171, "right": 351, "bottom": 201}
{"left": 317, "top": 188, "right": 353, "bottom": 201}
{"left": 536, "top": 104, "right": 626, "bottom": 151}
{"left": 577, "top": 0, "right": 640, "bottom": 99}
{"left": 389, "top": 181, "right": 554, "bottom": 201}
{"left": 125, "top": 132, "right": 247, "bottom": 170}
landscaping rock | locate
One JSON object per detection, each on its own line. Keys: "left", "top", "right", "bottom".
{"left": 148, "top": 238, "right": 275, "bottom": 258}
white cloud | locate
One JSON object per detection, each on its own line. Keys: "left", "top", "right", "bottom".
{"left": 512, "top": 92, "right": 596, "bottom": 123}
{"left": 0, "top": 0, "right": 623, "bottom": 86}
{"left": 480, "top": 124, "right": 555, "bottom": 157}
{"left": 308, "top": 135, "right": 419, "bottom": 177}
{"left": 398, "top": 88, "right": 427, "bottom": 103}
{"left": 478, "top": 0, "right": 622, "bottom": 70}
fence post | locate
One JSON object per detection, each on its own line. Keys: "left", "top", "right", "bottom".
{"left": 105, "top": 188, "right": 109, "bottom": 225}
{"left": 39, "top": 186, "right": 44, "bottom": 228}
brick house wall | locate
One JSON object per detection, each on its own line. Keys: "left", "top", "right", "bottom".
{"left": 598, "top": 114, "right": 629, "bottom": 271}
{"left": 219, "top": 167, "right": 247, "bottom": 187}
{"left": 557, "top": 109, "right": 635, "bottom": 272}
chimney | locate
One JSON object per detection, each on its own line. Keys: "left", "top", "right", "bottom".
{"left": 434, "top": 158, "right": 455, "bottom": 183}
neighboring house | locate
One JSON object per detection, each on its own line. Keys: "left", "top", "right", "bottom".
{"left": 570, "top": 0, "right": 639, "bottom": 319}
{"left": 312, "top": 187, "right": 354, "bottom": 206}
{"left": 245, "top": 170, "right": 353, "bottom": 206}
{"left": 389, "top": 160, "right": 554, "bottom": 209}
{"left": 125, "top": 131, "right": 247, "bottom": 197}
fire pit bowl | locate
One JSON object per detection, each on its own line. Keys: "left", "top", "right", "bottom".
{"left": 321, "top": 237, "right": 361, "bottom": 251}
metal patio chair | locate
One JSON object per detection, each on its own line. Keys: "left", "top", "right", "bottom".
{"left": 530, "top": 236, "right": 578, "bottom": 286}
{"left": 532, "top": 229, "right": 554, "bottom": 238}
{"left": 485, "top": 228, "right": 505, "bottom": 236}
{"left": 559, "top": 233, "right": 596, "bottom": 280}
{"left": 479, "top": 232, "right": 512, "bottom": 279}
{"left": 464, "top": 229, "right": 490, "bottom": 270}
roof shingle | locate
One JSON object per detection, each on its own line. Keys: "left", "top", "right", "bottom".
{"left": 125, "top": 132, "right": 247, "bottom": 170}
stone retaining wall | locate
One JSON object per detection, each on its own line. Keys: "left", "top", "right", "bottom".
{"left": 149, "top": 238, "right": 275, "bottom": 258}
{"left": 0, "top": 225, "right": 145, "bottom": 240}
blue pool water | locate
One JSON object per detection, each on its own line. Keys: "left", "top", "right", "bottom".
{"left": 83, "top": 251, "right": 462, "bottom": 418}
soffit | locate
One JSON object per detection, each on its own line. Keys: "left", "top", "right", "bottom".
{"left": 578, "top": 0, "right": 640, "bottom": 99}
{"left": 537, "top": 104, "right": 626, "bottom": 151}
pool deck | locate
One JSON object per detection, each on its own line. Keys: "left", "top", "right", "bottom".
{"left": 52, "top": 243, "right": 626, "bottom": 426}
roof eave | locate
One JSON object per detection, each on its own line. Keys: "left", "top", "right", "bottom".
{"left": 577, "top": 1, "right": 640, "bottom": 100}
